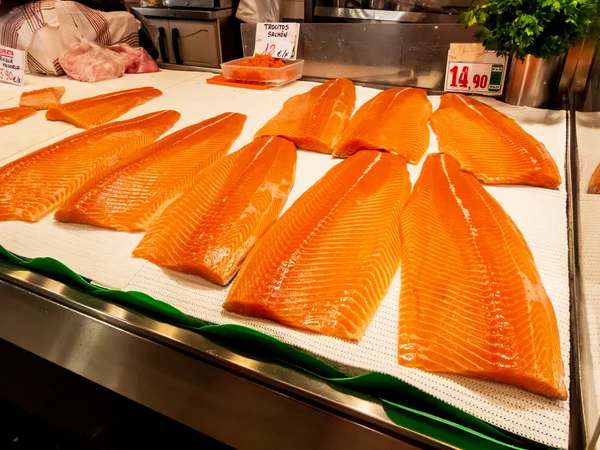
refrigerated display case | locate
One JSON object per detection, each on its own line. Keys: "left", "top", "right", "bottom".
{"left": 0, "top": 22, "right": 598, "bottom": 450}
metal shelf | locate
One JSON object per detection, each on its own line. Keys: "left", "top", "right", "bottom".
{"left": 313, "top": 6, "right": 460, "bottom": 23}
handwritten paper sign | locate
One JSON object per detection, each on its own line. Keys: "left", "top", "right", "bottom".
{"left": 0, "top": 45, "right": 25, "bottom": 86}
{"left": 254, "top": 23, "right": 300, "bottom": 60}
{"left": 445, "top": 43, "right": 506, "bottom": 95}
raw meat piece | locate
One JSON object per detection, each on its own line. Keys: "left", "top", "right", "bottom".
{"left": 133, "top": 136, "right": 297, "bottom": 285}
{"left": 255, "top": 78, "right": 356, "bottom": 154}
{"left": 109, "top": 44, "right": 160, "bottom": 74}
{"left": 0, "top": 110, "right": 180, "bottom": 222}
{"left": 55, "top": 112, "right": 247, "bottom": 231}
{"left": 0, "top": 106, "right": 36, "bottom": 126}
{"left": 59, "top": 39, "right": 126, "bottom": 82}
{"left": 19, "top": 87, "right": 66, "bottom": 110}
{"left": 224, "top": 150, "right": 411, "bottom": 341}
{"left": 430, "top": 93, "right": 561, "bottom": 188}
{"left": 588, "top": 163, "right": 600, "bottom": 193}
{"left": 46, "top": 87, "right": 162, "bottom": 129}
{"left": 333, "top": 87, "right": 432, "bottom": 164}
{"left": 399, "top": 153, "right": 567, "bottom": 399}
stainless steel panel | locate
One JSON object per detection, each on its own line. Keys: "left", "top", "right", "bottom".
{"left": 566, "top": 95, "right": 586, "bottom": 450}
{"left": 132, "top": 6, "right": 233, "bottom": 19}
{"left": 0, "top": 263, "right": 452, "bottom": 450}
{"left": 313, "top": 7, "right": 460, "bottom": 23}
{"left": 170, "top": 19, "right": 221, "bottom": 67}
{"left": 164, "top": 0, "right": 232, "bottom": 8}
{"left": 241, "top": 23, "right": 478, "bottom": 90}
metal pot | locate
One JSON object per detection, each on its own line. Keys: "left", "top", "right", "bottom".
{"left": 504, "top": 54, "right": 564, "bottom": 108}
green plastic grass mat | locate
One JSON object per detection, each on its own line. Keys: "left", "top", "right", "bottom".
{"left": 0, "top": 245, "right": 556, "bottom": 450}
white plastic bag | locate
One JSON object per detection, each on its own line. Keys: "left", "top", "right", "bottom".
{"left": 236, "top": 0, "right": 284, "bottom": 23}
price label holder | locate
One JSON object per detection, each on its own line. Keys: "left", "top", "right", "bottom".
{"left": 444, "top": 43, "right": 506, "bottom": 95}
{"left": 0, "top": 45, "right": 24, "bottom": 86}
{"left": 254, "top": 23, "right": 300, "bottom": 60}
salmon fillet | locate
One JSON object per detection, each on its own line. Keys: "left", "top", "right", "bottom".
{"left": 224, "top": 150, "right": 411, "bottom": 341}
{"left": 0, "top": 110, "right": 180, "bottom": 222}
{"left": 0, "top": 106, "right": 36, "bottom": 126}
{"left": 20, "top": 86, "right": 66, "bottom": 110}
{"left": 133, "top": 136, "right": 297, "bottom": 285}
{"left": 55, "top": 112, "right": 247, "bottom": 231}
{"left": 255, "top": 78, "right": 356, "bottom": 154}
{"left": 588, "top": 163, "right": 600, "bottom": 194}
{"left": 399, "top": 153, "right": 567, "bottom": 399}
{"left": 46, "top": 87, "right": 162, "bottom": 129}
{"left": 333, "top": 87, "right": 432, "bottom": 163}
{"left": 430, "top": 93, "right": 561, "bottom": 188}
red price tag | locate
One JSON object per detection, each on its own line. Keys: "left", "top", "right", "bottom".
{"left": 445, "top": 62, "right": 504, "bottom": 94}
{"left": 445, "top": 45, "right": 506, "bottom": 95}
{"left": 0, "top": 45, "right": 24, "bottom": 86}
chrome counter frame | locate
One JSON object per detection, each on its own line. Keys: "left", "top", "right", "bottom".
{"left": 0, "top": 261, "right": 451, "bottom": 450}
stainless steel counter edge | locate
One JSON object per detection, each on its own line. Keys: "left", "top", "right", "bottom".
{"left": 132, "top": 6, "right": 233, "bottom": 20}
{"left": 0, "top": 262, "right": 452, "bottom": 450}
{"left": 313, "top": 7, "right": 460, "bottom": 23}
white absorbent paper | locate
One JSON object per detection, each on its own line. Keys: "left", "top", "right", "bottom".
{"left": 574, "top": 111, "right": 600, "bottom": 434}
{"left": 0, "top": 72, "right": 570, "bottom": 448}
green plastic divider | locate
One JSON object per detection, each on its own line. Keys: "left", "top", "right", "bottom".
{"left": 0, "top": 245, "right": 554, "bottom": 450}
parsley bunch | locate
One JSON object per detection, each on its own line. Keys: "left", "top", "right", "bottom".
{"left": 463, "top": 0, "right": 600, "bottom": 60}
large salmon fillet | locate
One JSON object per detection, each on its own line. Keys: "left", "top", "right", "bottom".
{"left": 588, "top": 163, "right": 600, "bottom": 193}
{"left": 399, "top": 153, "right": 567, "bottom": 399}
{"left": 430, "top": 93, "right": 561, "bottom": 188}
{"left": 224, "top": 150, "right": 411, "bottom": 341}
{"left": 255, "top": 78, "right": 356, "bottom": 154}
{"left": 333, "top": 87, "right": 432, "bottom": 163}
{"left": 0, "top": 110, "right": 180, "bottom": 222}
{"left": 46, "top": 87, "right": 162, "bottom": 129}
{"left": 0, "top": 106, "right": 36, "bottom": 126}
{"left": 133, "top": 136, "right": 297, "bottom": 285}
{"left": 20, "top": 86, "right": 65, "bottom": 110}
{"left": 55, "top": 112, "right": 247, "bottom": 231}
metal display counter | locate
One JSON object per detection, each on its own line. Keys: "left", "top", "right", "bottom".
{"left": 0, "top": 261, "right": 444, "bottom": 450}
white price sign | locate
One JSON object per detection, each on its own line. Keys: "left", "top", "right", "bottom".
{"left": 0, "top": 45, "right": 24, "bottom": 86}
{"left": 445, "top": 43, "right": 506, "bottom": 95}
{"left": 254, "top": 23, "right": 300, "bottom": 60}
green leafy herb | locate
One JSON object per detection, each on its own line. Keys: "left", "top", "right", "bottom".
{"left": 462, "top": 0, "right": 600, "bottom": 60}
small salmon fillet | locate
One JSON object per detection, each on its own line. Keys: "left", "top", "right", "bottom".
{"left": 588, "top": 163, "right": 600, "bottom": 193}
{"left": 20, "top": 86, "right": 66, "bottom": 110}
{"left": 133, "top": 136, "right": 297, "bottom": 285}
{"left": 333, "top": 87, "right": 432, "bottom": 164}
{"left": 0, "top": 110, "right": 180, "bottom": 222}
{"left": 55, "top": 112, "right": 247, "bottom": 231}
{"left": 430, "top": 93, "right": 561, "bottom": 188}
{"left": 0, "top": 106, "right": 36, "bottom": 127}
{"left": 46, "top": 86, "right": 162, "bottom": 129}
{"left": 255, "top": 78, "right": 356, "bottom": 154}
{"left": 399, "top": 152, "right": 567, "bottom": 399}
{"left": 224, "top": 150, "right": 411, "bottom": 342}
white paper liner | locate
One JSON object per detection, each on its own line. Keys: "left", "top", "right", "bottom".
{"left": 0, "top": 73, "right": 570, "bottom": 448}
{"left": 575, "top": 111, "right": 600, "bottom": 435}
